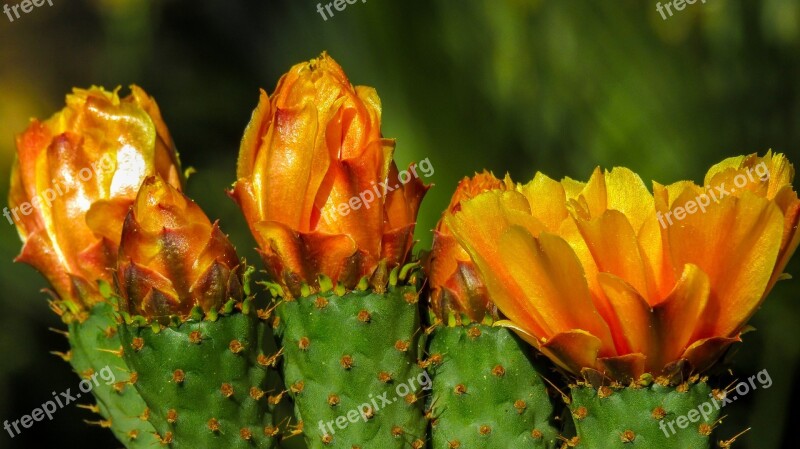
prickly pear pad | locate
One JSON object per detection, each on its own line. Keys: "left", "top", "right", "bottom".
{"left": 275, "top": 285, "right": 427, "bottom": 449}
{"left": 569, "top": 381, "right": 718, "bottom": 449}
{"left": 427, "top": 324, "right": 559, "bottom": 449}
{"left": 67, "top": 301, "right": 158, "bottom": 448}
{"left": 119, "top": 303, "right": 280, "bottom": 449}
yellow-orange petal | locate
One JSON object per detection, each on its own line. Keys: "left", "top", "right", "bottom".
{"left": 497, "top": 227, "right": 614, "bottom": 348}
{"left": 652, "top": 264, "right": 710, "bottom": 369}
{"left": 383, "top": 160, "right": 430, "bottom": 233}
{"left": 541, "top": 330, "right": 605, "bottom": 376}
{"left": 237, "top": 89, "right": 272, "bottom": 180}
{"left": 574, "top": 210, "right": 652, "bottom": 301}
{"left": 262, "top": 104, "right": 330, "bottom": 230}
{"left": 517, "top": 172, "right": 569, "bottom": 232}
{"left": 680, "top": 335, "right": 741, "bottom": 374}
{"left": 769, "top": 184, "right": 800, "bottom": 290}
{"left": 666, "top": 191, "right": 784, "bottom": 338}
{"left": 597, "top": 273, "right": 657, "bottom": 367}
{"left": 604, "top": 167, "right": 655, "bottom": 232}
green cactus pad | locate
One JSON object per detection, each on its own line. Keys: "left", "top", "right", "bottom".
{"left": 569, "top": 381, "right": 719, "bottom": 449}
{"left": 119, "top": 305, "right": 280, "bottom": 449}
{"left": 427, "top": 324, "right": 559, "bottom": 449}
{"left": 67, "top": 302, "right": 158, "bottom": 448}
{"left": 275, "top": 285, "right": 427, "bottom": 449}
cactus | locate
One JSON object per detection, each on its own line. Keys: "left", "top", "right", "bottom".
{"left": 568, "top": 379, "right": 719, "bottom": 449}
{"left": 112, "top": 175, "right": 281, "bottom": 448}
{"left": 119, "top": 298, "right": 281, "bottom": 448}
{"left": 231, "top": 53, "right": 430, "bottom": 448}
{"left": 64, "top": 300, "right": 159, "bottom": 448}
{"left": 273, "top": 275, "right": 427, "bottom": 449}
{"left": 426, "top": 324, "right": 559, "bottom": 449}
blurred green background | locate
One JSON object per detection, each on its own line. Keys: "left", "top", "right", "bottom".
{"left": 0, "top": 0, "right": 798, "bottom": 448}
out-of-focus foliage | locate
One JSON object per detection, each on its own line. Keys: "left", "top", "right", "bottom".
{"left": 0, "top": 1, "right": 798, "bottom": 448}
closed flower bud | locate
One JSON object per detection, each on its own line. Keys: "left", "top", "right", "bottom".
{"left": 230, "top": 53, "right": 428, "bottom": 296}
{"left": 118, "top": 176, "right": 242, "bottom": 319}
{"left": 8, "top": 86, "right": 183, "bottom": 310}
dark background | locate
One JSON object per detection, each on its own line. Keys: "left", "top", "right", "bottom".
{"left": 0, "top": 1, "right": 798, "bottom": 448}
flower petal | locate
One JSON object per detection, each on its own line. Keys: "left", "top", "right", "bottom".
{"left": 666, "top": 191, "right": 784, "bottom": 337}
{"left": 652, "top": 264, "right": 710, "bottom": 368}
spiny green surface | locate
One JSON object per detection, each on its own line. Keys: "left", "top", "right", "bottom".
{"left": 427, "top": 324, "right": 559, "bottom": 449}
{"left": 276, "top": 285, "right": 427, "bottom": 449}
{"left": 569, "top": 382, "right": 718, "bottom": 449}
{"left": 119, "top": 309, "right": 280, "bottom": 449}
{"left": 67, "top": 301, "right": 158, "bottom": 448}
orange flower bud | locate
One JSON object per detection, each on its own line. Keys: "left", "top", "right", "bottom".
{"left": 8, "top": 86, "right": 183, "bottom": 310}
{"left": 118, "top": 176, "right": 242, "bottom": 319}
{"left": 427, "top": 171, "right": 514, "bottom": 323}
{"left": 230, "top": 53, "right": 428, "bottom": 295}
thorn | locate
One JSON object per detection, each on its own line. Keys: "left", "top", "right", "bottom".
{"left": 275, "top": 415, "right": 291, "bottom": 432}
{"left": 50, "top": 350, "right": 72, "bottom": 362}
{"left": 424, "top": 319, "right": 441, "bottom": 335}
{"left": 719, "top": 427, "right": 750, "bottom": 448}
{"left": 285, "top": 419, "right": 304, "bottom": 439}
{"left": 77, "top": 403, "right": 101, "bottom": 414}
{"left": 541, "top": 375, "right": 570, "bottom": 405}
{"left": 84, "top": 419, "right": 112, "bottom": 428}
{"left": 722, "top": 379, "right": 739, "bottom": 395}
{"left": 48, "top": 300, "right": 65, "bottom": 317}
{"left": 425, "top": 396, "right": 443, "bottom": 420}
{"left": 269, "top": 390, "right": 287, "bottom": 405}
{"left": 48, "top": 327, "right": 69, "bottom": 338}
{"left": 258, "top": 347, "right": 284, "bottom": 367}
{"left": 96, "top": 346, "right": 124, "bottom": 358}
{"left": 260, "top": 302, "right": 279, "bottom": 320}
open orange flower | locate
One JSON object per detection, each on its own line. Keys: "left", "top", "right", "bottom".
{"left": 448, "top": 152, "right": 799, "bottom": 382}
{"left": 427, "top": 171, "right": 514, "bottom": 323}
{"left": 118, "top": 176, "right": 242, "bottom": 319}
{"left": 8, "top": 86, "right": 183, "bottom": 310}
{"left": 230, "top": 53, "right": 428, "bottom": 296}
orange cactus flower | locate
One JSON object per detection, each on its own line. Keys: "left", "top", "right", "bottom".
{"left": 427, "top": 171, "right": 514, "bottom": 323}
{"left": 230, "top": 53, "right": 428, "bottom": 296}
{"left": 118, "top": 176, "right": 243, "bottom": 320}
{"left": 8, "top": 86, "right": 183, "bottom": 310}
{"left": 447, "top": 152, "right": 799, "bottom": 382}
